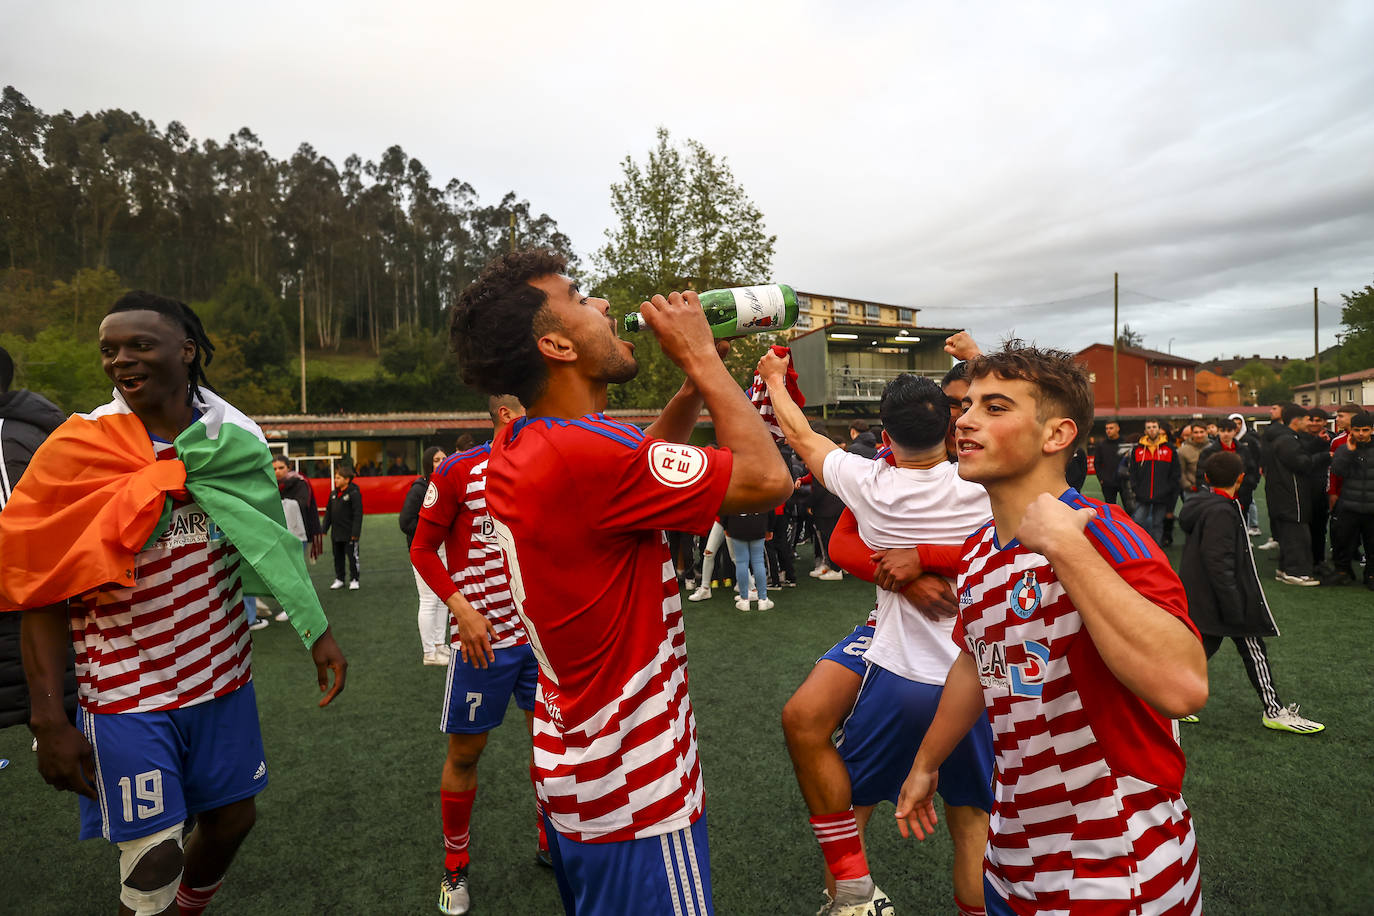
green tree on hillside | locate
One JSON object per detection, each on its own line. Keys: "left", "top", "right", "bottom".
{"left": 1338, "top": 280, "right": 1374, "bottom": 372}
{"left": 594, "top": 128, "right": 778, "bottom": 407}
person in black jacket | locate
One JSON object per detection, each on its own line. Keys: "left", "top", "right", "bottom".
{"left": 401, "top": 446, "right": 450, "bottom": 663}
{"left": 0, "top": 347, "right": 78, "bottom": 733}
{"left": 1092, "top": 421, "right": 1126, "bottom": 505}
{"left": 1178, "top": 451, "right": 1324, "bottom": 733}
{"left": 1263, "top": 404, "right": 1331, "bottom": 584}
{"left": 1329, "top": 412, "right": 1374, "bottom": 590}
{"left": 847, "top": 420, "right": 879, "bottom": 459}
{"left": 1065, "top": 447, "right": 1087, "bottom": 492}
{"left": 324, "top": 465, "right": 364, "bottom": 589}
{"left": 723, "top": 509, "right": 774, "bottom": 611}
{"left": 1199, "top": 422, "right": 1258, "bottom": 516}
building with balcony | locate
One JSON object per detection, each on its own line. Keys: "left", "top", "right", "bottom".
{"left": 787, "top": 321, "right": 959, "bottom": 413}
{"left": 1074, "top": 344, "right": 1200, "bottom": 412}
{"left": 785, "top": 291, "right": 920, "bottom": 338}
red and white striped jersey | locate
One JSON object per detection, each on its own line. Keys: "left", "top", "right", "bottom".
{"left": 954, "top": 489, "right": 1202, "bottom": 914}
{"left": 70, "top": 491, "right": 252, "bottom": 715}
{"left": 486, "top": 415, "right": 733, "bottom": 843}
{"left": 420, "top": 444, "right": 527, "bottom": 651}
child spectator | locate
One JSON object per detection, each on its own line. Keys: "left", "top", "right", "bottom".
{"left": 723, "top": 510, "right": 773, "bottom": 611}
{"left": 324, "top": 465, "right": 363, "bottom": 589}
{"left": 1178, "top": 450, "right": 1324, "bottom": 734}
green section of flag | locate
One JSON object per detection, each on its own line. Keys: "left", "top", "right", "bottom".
{"left": 175, "top": 419, "right": 329, "bottom": 648}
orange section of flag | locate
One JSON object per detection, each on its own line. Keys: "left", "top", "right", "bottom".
{"left": 0, "top": 411, "right": 186, "bottom": 611}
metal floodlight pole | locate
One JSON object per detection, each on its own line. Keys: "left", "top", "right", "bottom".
{"left": 1112, "top": 272, "right": 1120, "bottom": 415}
{"left": 1313, "top": 288, "right": 1321, "bottom": 405}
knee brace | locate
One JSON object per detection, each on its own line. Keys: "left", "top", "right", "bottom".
{"left": 117, "top": 823, "right": 184, "bottom": 915}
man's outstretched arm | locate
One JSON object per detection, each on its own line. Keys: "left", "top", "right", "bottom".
{"left": 22, "top": 605, "right": 97, "bottom": 799}
{"left": 756, "top": 350, "right": 838, "bottom": 485}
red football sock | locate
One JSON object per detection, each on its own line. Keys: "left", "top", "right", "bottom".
{"left": 955, "top": 896, "right": 986, "bottom": 916}
{"left": 175, "top": 878, "right": 223, "bottom": 916}
{"left": 810, "top": 809, "right": 869, "bottom": 881}
{"left": 441, "top": 788, "right": 476, "bottom": 870}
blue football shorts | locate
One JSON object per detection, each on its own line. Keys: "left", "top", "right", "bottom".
{"left": 836, "top": 664, "right": 994, "bottom": 811}
{"left": 816, "top": 624, "right": 876, "bottom": 677}
{"left": 78, "top": 682, "right": 268, "bottom": 843}
{"left": 441, "top": 642, "right": 538, "bottom": 734}
{"left": 544, "top": 810, "right": 713, "bottom": 916}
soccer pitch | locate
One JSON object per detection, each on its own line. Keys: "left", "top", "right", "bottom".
{"left": 2, "top": 487, "right": 1371, "bottom": 914}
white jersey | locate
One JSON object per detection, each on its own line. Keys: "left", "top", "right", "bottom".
{"left": 822, "top": 450, "right": 992, "bottom": 684}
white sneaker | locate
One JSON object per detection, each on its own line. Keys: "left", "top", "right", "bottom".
{"left": 273, "top": 610, "right": 289, "bottom": 622}
{"left": 249, "top": 618, "right": 270, "bottom": 631}
{"left": 435, "top": 646, "right": 453, "bottom": 663}
{"left": 438, "top": 865, "right": 470, "bottom": 915}
{"left": 748, "top": 587, "right": 758, "bottom": 600}
{"left": 1247, "top": 526, "right": 1263, "bottom": 536}
{"left": 819, "top": 569, "right": 844, "bottom": 581}
{"left": 348, "top": 580, "right": 360, "bottom": 590}
{"left": 757, "top": 598, "right": 775, "bottom": 611}
{"left": 687, "top": 586, "right": 712, "bottom": 602}
{"left": 422, "top": 653, "right": 447, "bottom": 667}
{"left": 1262, "top": 703, "right": 1325, "bottom": 734}
{"left": 1256, "top": 538, "right": 1279, "bottom": 550}
{"left": 1275, "top": 571, "right": 1319, "bottom": 587}
{"left": 809, "top": 566, "right": 828, "bottom": 578}
{"left": 823, "top": 885, "right": 894, "bottom": 916}
{"left": 329, "top": 579, "right": 345, "bottom": 589}
{"left": 735, "top": 597, "right": 751, "bottom": 611}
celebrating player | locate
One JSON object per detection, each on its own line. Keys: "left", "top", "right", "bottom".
{"left": 449, "top": 250, "right": 791, "bottom": 915}
{"left": 895, "top": 342, "right": 1207, "bottom": 914}
{"left": 409, "top": 393, "right": 541, "bottom": 916}
{"left": 0, "top": 291, "right": 346, "bottom": 916}
{"left": 763, "top": 353, "right": 994, "bottom": 916}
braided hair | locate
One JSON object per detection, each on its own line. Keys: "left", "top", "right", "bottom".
{"left": 107, "top": 290, "right": 216, "bottom": 406}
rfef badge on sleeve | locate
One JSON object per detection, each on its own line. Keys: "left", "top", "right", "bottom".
{"left": 648, "top": 443, "right": 708, "bottom": 489}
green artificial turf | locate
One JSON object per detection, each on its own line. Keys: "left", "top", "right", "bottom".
{"left": 2, "top": 485, "right": 1371, "bottom": 914}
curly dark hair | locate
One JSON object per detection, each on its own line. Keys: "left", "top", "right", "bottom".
{"left": 450, "top": 249, "right": 568, "bottom": 405}
{"left": 879, "top": 374, "right": 950, "bottom": 451}
{"left": 107, "top": 290, "right": 216, "bottom": 406}
{"left": 965, "top": 340, "right": 1094, "bottom": 453}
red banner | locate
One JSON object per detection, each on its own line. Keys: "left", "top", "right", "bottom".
{"left": 309, "top": 476, "right": 416, "bottom": 515}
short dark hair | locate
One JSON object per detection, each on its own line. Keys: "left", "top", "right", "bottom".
{"left": 0, "top": 345, "right": 12, "bottom": 393}
{"left": 272, "top": 455, "right": 289, "bottom": 466}
{"left": 1203, "top": 450, "right": 1244, "bottom": 488}
{"left": 107, "top": 291, "right": 216, "bottom": 406}
{"left": 849, "top": 419, "right": 870, "bottom": 433}
{"left": 487, "top": 394, "right": 522, "bottom": 421}
{"left": 450, "top": 249, "right": 569, "bottom": 405}
{"left": 965, "top": 341, "right": 1094, "bottom": 452}
{"left": 1352, "top": 412, "right": 1374, "bottom": 429}
{"left": 335, "top": 465, "right": 355, "bottom": 480}
{"left": 879, "top": 374, "right": 951, "bottom": 451}
{"left": 1307, "top": 407, "right": 1328, "bottom": 420}
{"left": 1338, "top": 403, "right": 1363, "bottom": 416}
{"left": 940, "top": 362, "right": 968, "bottom": 388}
{"left": 1280, "top": 403, "right": 1309, "bottom": 425}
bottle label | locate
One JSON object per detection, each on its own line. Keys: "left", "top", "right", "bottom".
{"left": 734, "top": 285, "right": 787, "bottom": 331}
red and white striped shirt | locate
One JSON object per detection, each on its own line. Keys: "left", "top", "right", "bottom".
{"left": 71, "top": 491, "right": 252, "bottom": 714}
{"left": 954, "top": 490, "right": 1202, "bottom": 914}
{"left": 486, "top": 415, "right": 733, "bottom": 843}
{"left": 419, "top": 444, "right": 527, "bottom": 650}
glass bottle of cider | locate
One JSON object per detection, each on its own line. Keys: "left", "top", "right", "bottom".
{"left": 623, "top": 284, "right": 799, "bottom": 338}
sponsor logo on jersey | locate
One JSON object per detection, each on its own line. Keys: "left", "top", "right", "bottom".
{"left": 972, "top": 637, "right": 1051, "bottom": 697}
{"left": 1010, "top": 569, "right": 1041, "bottom": 619}
{"left": 475, "top": 516, "right": 497, "bottom": 544}
{"left": 253, "top": 761, "right": 267, "bottom": 780}
{"left": 959, "top": 585, "right": 974, "bottom": 606}
{"left": 422, "top": 481, "right": 439, "bottom": 509}
{"left": 648, "top": 443, "right": 709, "bottom": 489}
{"left": 157, "top": 509, "right": 212, "bottom": 549}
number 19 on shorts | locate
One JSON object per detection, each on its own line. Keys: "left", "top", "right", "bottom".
{"left": 117, "top": 769, "right": 165, "bottom": 822}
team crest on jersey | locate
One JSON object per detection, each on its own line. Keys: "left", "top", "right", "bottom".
{"left": 1010, "top": 570, "right": 1041, "bottom": 619}
{"left": 422, "top": 482, "right": 438, "bottom": 509}
{"left": 648, "top": 442, "right": 708, "bottom": 488}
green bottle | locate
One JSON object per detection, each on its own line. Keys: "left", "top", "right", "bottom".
{"left": 623, "top": 284, "right": 799, "bottom": 338}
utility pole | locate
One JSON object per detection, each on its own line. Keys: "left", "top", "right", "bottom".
{"left": 509, "top": 212, "right": 516, "bottom": 253}
{"left": 1313, "top": 287, "right": 1321, "bottom": 406}
{"left": 299, "top": 272, "right": 308, "bottom": 414}
{"left": 1112, "top": 272, "right": 1120, "bottom": 414}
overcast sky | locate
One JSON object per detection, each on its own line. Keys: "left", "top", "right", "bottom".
{"left": 5, "top": 0, "right": 1372, "bottom": 363}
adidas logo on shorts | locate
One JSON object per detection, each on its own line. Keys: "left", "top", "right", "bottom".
{"left": 253, "top": 761, "right": 267, "bottom": 780}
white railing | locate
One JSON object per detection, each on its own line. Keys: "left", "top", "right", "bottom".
{"left": 828, "top": 368, "right": 945, "bottom": 401}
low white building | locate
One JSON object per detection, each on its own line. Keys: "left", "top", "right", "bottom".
{"left": 1292, "top": 368, "right": 1374, "bottom": 409}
